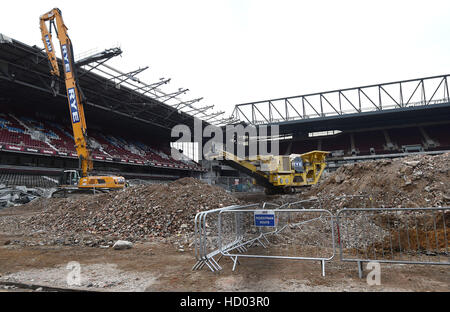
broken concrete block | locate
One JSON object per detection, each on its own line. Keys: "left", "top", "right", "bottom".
{"left": 113, "top": 240, "right": 133, "bottom": 250}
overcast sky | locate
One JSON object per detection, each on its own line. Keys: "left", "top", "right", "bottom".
{"left": 2, "top": 0, "right": 450, "bottom": 119}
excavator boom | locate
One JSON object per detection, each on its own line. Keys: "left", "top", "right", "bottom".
{"left": 40, "top": 8, "right": 126, "bottom": 197}
{"left": 40, "top": 8, "right": 92, "bottom": 177}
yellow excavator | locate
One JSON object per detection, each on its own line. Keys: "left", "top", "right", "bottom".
{"left": 40, "top": 8, "right": 126, "bottom": 197}
{"left": 211, "top": 149, "right": 329, "bottom": 194}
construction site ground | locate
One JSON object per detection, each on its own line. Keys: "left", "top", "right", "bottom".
{"left": 0, "top": 153, "right": 449, "bottom": 292}
{"left": 0, "top": 193, "right": 448, "bottom": 292}
{"left": 0, "top": 233, "right": 448, "bottom": 292}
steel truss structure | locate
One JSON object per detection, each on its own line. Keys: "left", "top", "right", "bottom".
{"left": 74, "top": 47, "right": 236, "bottom": 126}
{"left": 0, "top": 33, "right": 231, "bottom": 131}
{"left": 231, "top": 74, "right": 450, "bottom": 125}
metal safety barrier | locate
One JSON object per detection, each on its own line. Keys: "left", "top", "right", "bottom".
{"left": 217, "top": 208, "right": 335, "bottom": 276}
{"left": 192, "top": 199, "right": 334, "bottom": 275}
{"left": 193, "top": 204, "right": 450, "bottom": 278}
{"left": 192, "top": 202, "right": 278, "bottom": 272}
{"left": 336, "top": 207, "right": 450, "bottom": 278}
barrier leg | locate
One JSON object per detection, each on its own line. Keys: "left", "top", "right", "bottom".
{"left": 357, "top": 261, "right": 364, "bottom": 279}
{"left": 192, "top": 261, "right": 202, "bottom": 271}
{"left": 232, "top": 256, "right": 240, "bottom": 271}
{"left": 210, "top": 257, "right": 222, "bottom": 271}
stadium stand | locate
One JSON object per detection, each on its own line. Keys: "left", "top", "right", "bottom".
{"left": 0, "top": 111, "right": 202, "bottom": 170}
{"left": 281, "top": 123, "right": 450, "bottom": 158}
{"left": 321, "top": 133, "right": 351, "bottom": 156}
{"left": 425, "top": 124, "right": 450, "bottom": 149}
{"left": 0, "top": 173, "right": 57, "bottom": 188}
{"left": 288, "top": 140, "right": 319, "bottom": 155}
{"left": 353, "top": 130, "right": 386, "bottom": 156}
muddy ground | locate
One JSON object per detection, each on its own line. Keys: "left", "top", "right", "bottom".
{"left": 0, "top": 208, "right": 449, "bottom": 293}
{"left": 0, "top": 236, "right": 448, "bottom": 292}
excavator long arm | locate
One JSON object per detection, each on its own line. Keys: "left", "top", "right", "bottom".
{"left": 40, "top": 8, "right": 93, "bottom": 177}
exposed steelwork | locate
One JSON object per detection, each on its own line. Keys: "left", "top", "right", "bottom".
{"left": 75, "top": 47, "right": 122, "bottom": 68}
{"left": 0, "top": 33, "right": 230, "bottom": 128}
{"left": 78, "top": 51, "right": 227, "bottom": 125}
{"left": 232, "top": 74, "right": 450, "bottom": 125}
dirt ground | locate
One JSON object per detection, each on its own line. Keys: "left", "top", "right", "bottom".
{"left": 0, "top": 180, "right": 448, "bottom": 292}
{"left": 0, "top": 234, "right": 448, "bottom": 292}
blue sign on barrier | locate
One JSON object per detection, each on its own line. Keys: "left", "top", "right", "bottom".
{"left": 254, "top": 210, "right": 276, "bottom": 227}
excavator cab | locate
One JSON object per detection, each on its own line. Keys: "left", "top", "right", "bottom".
{"left": 59, "top": 170, "right": 80, "bottom": 186}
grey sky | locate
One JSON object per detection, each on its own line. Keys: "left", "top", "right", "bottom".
{"left": 2, "top": 0, "right": 450, "bottom": 118}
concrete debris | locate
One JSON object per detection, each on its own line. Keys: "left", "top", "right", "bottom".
{"left": 0, "top": 178, "right": 240, "bottom": 247}
{"left": 307, "top": 152, "right": 450, "bottom": 210}
{"left": 113, "top": 240, "right": 133, "bottom": 250}
{"left": 403, "top": 160, "right": 420, "bottom": 167}
{"left": 0, "top": 185, "right": 54, "bottom": 208}
{"left": 334, "top": 174, "right": 345, "bottom": 184}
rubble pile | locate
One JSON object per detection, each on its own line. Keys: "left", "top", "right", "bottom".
{"left": 307, "top": 152, "right": 450, "bottom": 210}
{"left": 0, "top": 178, "right": 240, "bottom": 246}
{"left": 0, "top": 185, "right": 54, "bottom": 208}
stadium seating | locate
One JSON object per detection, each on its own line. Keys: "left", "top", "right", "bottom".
{"left": 353, "top": 130, "right": 387, "bottom": 155}
{"left": 321, "top": 133, "right": 351, "bottom": 155}
{"left": 0, "top": 112, "right": 201, "bottom": 170}
{"left": 425, "top": 124, "right": 450, "bottom": 149}
{"left": 281, "top": 124, "right": 450, "bottom": 158}
{"left": 388, "top": 127, "right": 423, "bottom": 148}
{"left": 0, "top": 114, "right": 49, "bottom": 149}
{"left": 0, "top": 173, "right": 58, "bottom": 188}
{"left": 2, "top": 111, "right": 447, "bottom": 167}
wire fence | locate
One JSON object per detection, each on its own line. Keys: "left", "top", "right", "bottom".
{"left": 193, "top": 203, "right": 449, "bottom": 278}
{"left": 336, "top": 207, "right": 449, "bottom": 277}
